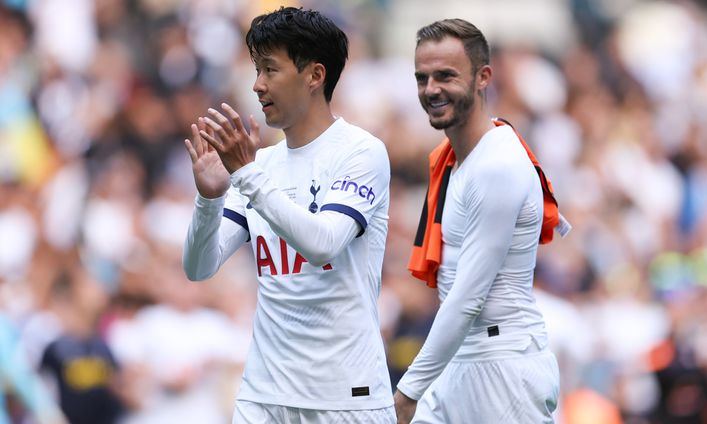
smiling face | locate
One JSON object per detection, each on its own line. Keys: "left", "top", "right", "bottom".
{"left": 252, "top": 47, "right": 313, "bottom": 130}
{"left": 414, "top": 36, "right": 478, "bottom": 130}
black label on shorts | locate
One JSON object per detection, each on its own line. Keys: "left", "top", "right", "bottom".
{"left": 487, "top": 325, "right": 500, "bottom": 337}
{"left": 351, "top": 386, "right": 370, "bottom": 397}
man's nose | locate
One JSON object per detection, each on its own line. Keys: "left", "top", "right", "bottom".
{"left": 424, "top": 79, "right": 442, "bottom": 96}
{"left": 253, "top": 73, "right": 265, "bottom": 93}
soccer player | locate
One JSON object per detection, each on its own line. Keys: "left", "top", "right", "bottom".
{"left": 182, "top": 7, "right": 396, "bottom": 424}
{"left": 394, "top": 19, "right": 568, "bottom": 423}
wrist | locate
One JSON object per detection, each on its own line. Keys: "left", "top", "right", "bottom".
{"left": 195, "top": 192, "right": 226, "bottom": 209}
{"left": 396, "top": 385, "right": 421, "bottom": 402}
{"left": 197, "top": 189, "right": 227, "bottom": 199}
{"left": 229, "top": 161, "right": 260, "bottom": 188}
{"left": 224, "top": 158, "right": 255, "bottom": 175}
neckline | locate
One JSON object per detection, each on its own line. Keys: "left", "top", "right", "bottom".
{"left": 285, "top": 117, "right": 345, "bottom": 155}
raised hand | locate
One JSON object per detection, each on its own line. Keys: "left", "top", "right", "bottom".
{"left": 199, "top": 103, "right": 261, "bottom": 174}
{"left": 184, "top": 119, "right": 231, "bottom": 199}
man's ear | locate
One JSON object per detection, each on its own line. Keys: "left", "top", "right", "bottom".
{"left": 476, "top": 64, "right": 493, "bottom": 91}
{"left": 308, "top": 62, "right": 326, "bottom": 93}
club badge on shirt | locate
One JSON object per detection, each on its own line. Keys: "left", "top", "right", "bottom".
{"left": 309, "top": 180, "right": 321, "bottom": 213}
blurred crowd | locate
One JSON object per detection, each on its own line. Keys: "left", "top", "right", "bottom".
{"left": 1, "top": 0, "right": 707, "bottom": 423}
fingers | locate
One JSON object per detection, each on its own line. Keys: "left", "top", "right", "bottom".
{"left": 207, "top": 108, "right": 236, "bottom": 137}
{"left": 202, "top": 116, "right": 231, "bottom": 146}
{"left": 195, "top": 104, "right": 256, "bottom": 154}
{"left": 199, "top": 124, "right": 222, "bottom": 152}
{"left": 206, "top": 104, "right": 246, "bottom": 138}
{"left": 221, "top": 103, "right": 247, "bottom": 134}
{"left": 190, "top": 123, "right": 204, "bottom": 156}
{"left": 203, "top": 118, "right": 216, "bottom": 138}
{"left": 204, "top": 119, "right": 219, "bottom": 152}
{"left": 184, "top": 139, "right": 198, "bottom": 163}
{"left": 249, "top": 115, "right": 261, "bottom": 146}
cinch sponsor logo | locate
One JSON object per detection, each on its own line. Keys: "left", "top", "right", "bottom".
{"left": 330, "top": 176, "right": 376, "bottom": 205}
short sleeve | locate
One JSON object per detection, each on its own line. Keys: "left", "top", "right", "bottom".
{"left": 320, "top": 139, "right": 390, "bottom": 235}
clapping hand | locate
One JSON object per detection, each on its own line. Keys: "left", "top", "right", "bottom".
{"left": 199, "top": 103, "right": 261, "bottom": 174}
{"left": 184, "top": 119, "right": 231, "bottom": 199}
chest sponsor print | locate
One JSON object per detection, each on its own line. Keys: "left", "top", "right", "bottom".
{"left": 255, "top": 236, "right": 332, "bottom": 276}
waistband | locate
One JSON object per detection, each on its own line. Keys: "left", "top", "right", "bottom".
{"left": 452, "top": 330, "right": 549, "bottom": 362}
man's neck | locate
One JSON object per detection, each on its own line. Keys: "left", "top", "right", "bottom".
{"left": 445, "top": 107, "right": 495, "bottom": 164}
{"left": 284, "top": 100, "right": 336, "bottom": 149}
{"left": 60, "top": 307, "right": 97, "bottom": 339}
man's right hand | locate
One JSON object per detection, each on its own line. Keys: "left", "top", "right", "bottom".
{"left": 184, "top": 119, "right": 231, "bottom": 199}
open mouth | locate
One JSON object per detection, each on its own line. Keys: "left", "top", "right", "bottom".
{"left": 428, "top": 100, "right": 450, "bottom": 109}
{"left": 260, "top": 100, "right": 274, "bottom": 110}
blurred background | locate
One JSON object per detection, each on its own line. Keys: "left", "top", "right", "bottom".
{"left": 1, "top": 0, "right": 706, "bottom": 423}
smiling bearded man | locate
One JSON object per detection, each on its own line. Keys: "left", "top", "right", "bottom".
{"left": 394, "top": 18, "right": 570, "bottom": 424}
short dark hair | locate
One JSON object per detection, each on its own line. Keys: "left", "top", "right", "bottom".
{"left": 246, "top": 7, "right": 349, "bottom": 102}
{"left": 416, "top": 19, "right": 489, "bottom": 74}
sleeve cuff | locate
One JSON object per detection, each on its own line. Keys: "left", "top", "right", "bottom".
{"left": 229, "top": 162, "right": 260, "bottom": 188}
{"left": 396, "top": 382, "right": 423, "bottom": 401}
{"left": 195, "top": 193, "right": 226, "bottom": 210}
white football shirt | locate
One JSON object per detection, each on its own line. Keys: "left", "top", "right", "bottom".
{"left": 184, "top": 118, "right": 393, "bottom": 410}
{"left": 397, "top": 124, "right": 551, "bottom": 400}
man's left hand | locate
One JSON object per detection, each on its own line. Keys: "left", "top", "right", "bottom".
{"left": 200, "top": 103, "right": 261, "bottom": 174}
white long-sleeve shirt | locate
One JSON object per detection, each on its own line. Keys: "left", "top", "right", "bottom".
{"left": 183, "top": 118, "right": 394, "bottom": 410}
{"left": 397, "top": 125, "right": 550, "bottom": 400}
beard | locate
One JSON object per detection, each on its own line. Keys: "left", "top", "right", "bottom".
{"left": 422, "top": 91, "right": 475, "bottom": 130}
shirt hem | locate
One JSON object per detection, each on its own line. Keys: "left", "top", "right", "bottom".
{"left": 237, "top": 392, "right": 394, "bottom": 411}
